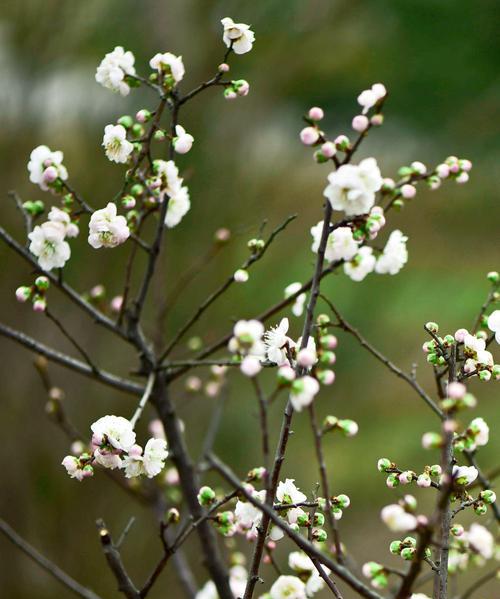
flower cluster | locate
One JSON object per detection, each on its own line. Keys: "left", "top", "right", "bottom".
{"left": 95, "top": 46, "right": 136, "bottom": 96}
{"left": 88, "top": 202, "right": 130, "bottom": 249}
{"left": 15, "top": 275, "right": 51, "bottom": 313}
{"left": 28, "top": 145, "right": 69, "bottom": 192}
{"left": 61, "top": 415, "right": 168, "bottom": 481}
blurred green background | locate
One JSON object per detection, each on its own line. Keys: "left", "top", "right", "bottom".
{"left": 0, "top": 1, "right": 498, "bottom": 597}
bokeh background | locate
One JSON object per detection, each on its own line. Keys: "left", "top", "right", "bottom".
{"left": 0, "top": 1, "right": 498, "bottom": 597}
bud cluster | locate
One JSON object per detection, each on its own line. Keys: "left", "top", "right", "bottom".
{"left": 15, "top": 276, "right": 50, "bottom": 313}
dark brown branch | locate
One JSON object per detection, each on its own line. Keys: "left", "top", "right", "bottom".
{"left": 0, "top": 516, "right": 101, "bottom": 599}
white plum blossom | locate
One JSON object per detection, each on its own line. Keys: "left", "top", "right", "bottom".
{"left": 310, "top": 222, "right": 359, "bottom": 263}
{"left": 290, "top": 376, "right": 320, "bottom": 411}
{"left": 228, "top": 319, "right": 265, "bottom": 356}
{"left": 270, "top": 576, "right": 307, "bottom": 599}
{"left": 142, "top": 438, "right": 168, "bottom": 478}
{"left": 91, "top": 415, "right": 136, "bottom": 452}
{"left": 149, "top": 52, "right": 185, "bottom": 84}
{"left": 380, "top": 504, "right": 417, "bottom": 532}
{"left": 48, "top": 207, "right": 79, "bottom": 238}
{"left": 102, "top": 125, "right": 134, "bottom": 163}
{"left": 196, "top": 566, "right": 248, "bottom": 599}
{"left": 28, "top": 221, "right": 71, "bottom": 271}
{"left": 88, "top": 202, "right": 130, "bottom": 249}
{"left": 410, "top": 595, "right": 431, "bottom": 599}
{"left": 464, "top": 523, "right": 494, "bottom": 559}
{"left": 357, "top": 83, "right": 387, "bottom": 114}
{"left": 165, "top": 186, "right": 191, "bottom": 228}
{"left": 28, "top": 145, "right": 68, "bottom": 191}
{"left": 452, "top": 465, "right": 478, "bottom": 486}
{"left": 195, "top": 580, "right": 217, "bottom": 599}
{"left": 95, "top": 46, "right": 136, "bottom": 96}
{"left": 276, "top": 479, "right": 307, "bottom": 504}
{"left": 61, "top": 456, "right": 90, "bottom": 481}
{"left": 154, "top": 159, "right": 183, "bottom": 196}
{"left": 375, "top": 230, "right": 408, "bottom": 275}
{"left": 487, "top": 310, "right": 500, "bottom": 343}
{"left": 235, "top": 490, "right": 266, "bottom": 533}
{"left": 122, "top": 446, "right": 144, "bottom": 478}
{"left": 173, "top": 125, "right": 194, "bottom": 154}
{"left": 468, "top": 417, "right": 489, "bottom": 448}
{"left": 306, "top": 571, "right": 329, "bottom": 597}
{"left": 463, "top": 333, "right": 485, "bottom": 355}
{"left": 289, "top": 551, "right": 315, "bottom": 574}
{"left": 240, "top": 355, "right": 262, "bottom": 377}
{"left": 221, "top": 18, "right": 255, "bottom": 55}
{"left": 264, "top": 318, "right": 294, "bottom": 365}
{"left": 284, "top": 282, "right": 307, "bottom": 317}
{"left": 344, "top": 246, "right": 376, "bottom": 281}
{"left": 323, "top": 158, "right": 383, "bottom": 216}
{"left": 93, "top": 449, "right": 122, "bottom": 470}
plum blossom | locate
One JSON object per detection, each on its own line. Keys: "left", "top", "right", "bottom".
{"left": 173, "top": 125, "right": 194, "bottom": 154}
{"left": 221, "top": 18, "right": 255, "bottom": 54}
{"left": 61, "top": 456, "right": 93, "bottom": 481}
{"left": 240, "top": 355, "right": 262, "bottom": 377}
{"left": 357, "top": 83, "right": 387, "bottom": 114}
{"left": 323, "top": 157, "right": 382, "bottom": 216}
{"left": 102, "top": 124, "right": 134, "bottom": 163}
{"left": 88, "top": 202, "right": 130, "bottom": 249}
{"left": 93, "top": 449, "right": 123, "bottom": 470}
{"left": 122, "top": 446, "right": 144, "bottom": 478}
{"left": 310, "top": 222, "right": 359, "bottom": 262}
{"left": 196, "top": 566, "right": 248, "bottom": 599}
{"left": 276, "top": 479, "right": 307, "bottom": 505}
{"left": 290, "top": 376, "right": 320, "bottom": 411}
{"left": 154, "top": 159, "right": 183, "bottom": 197}
{"left": 165, "top": 186, "right": 191, "bottom": 228}
{"left": 381, "top": 504, "right": 417, "bottom": 532}
{"left": 48, "top": 207, "right": 79, "bottom": 238}
{"left": 468, "top": 417, "right": 489, "bottom": 448}
{"left": 289, "top": 551, "right": 315, "bottom": 574}
{"left": 344, "top": 246, "right": 376, "bottom": 281}
{"left": 452, "top": 465, "right": 478, "bottom": 486}
{"left": 464, "top": 523, "right": 494, "bottom": 559}
{"left": 264, "top": 318, "right": 294, "bottom": 365}
{"left": 91, "top": 415, "right": 136, "bottom": 452}
{"left": 284, "top": 282, "right": 307, "bottom": 317}
{"left": 95, "top": 46, "right": 136, "bottom": 96}
{"left": 149, "top": 52, "right": 185, "bottom": 84}
{"left": 487, "top": 310, "right": 500, "bottom": 343}
{"left": 28, "top": 145, "right": 68, "bottom": 191}
{"left": 270, "top": 575, "right": 307, "bottom": 599}
{"left": 28, "top": 221, "right": 71, "bottom": 271}
{"left": 375, "top": 230, "right": 408, "bottom": 275}
{"left": 228, "top": 320, "right": 265, "bottom": 356}
{"left": 234, "top": 490, "right": 266, "bottom": 533}
{"left": 142, "top": 438, "right": 168, "bottom": 478}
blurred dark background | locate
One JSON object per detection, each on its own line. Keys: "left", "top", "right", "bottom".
{"left": 0, "top": 1, "right": 498, "bottom": 597}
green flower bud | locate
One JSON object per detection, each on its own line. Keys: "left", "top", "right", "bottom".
{"left": 486, "top": 271, "right": 499, "bottom": 284}
{"left": 166, "top": 507, "right": 180, "bottom": 523}
{"left": 131, "top": 123, "right": 144, "bottom": 138}
{"left": 400, "top": 547, "right": 415, "bottom": 561}
{"left": 392, "top": 199, "right": 404, "bottom": 210}
{"left": 474, "top": 502, "right": 487, "bottom": 516}
{"left": 390, "top": 540, "right": 402, "bottom": 554}
{"left": 130, "top": 183, "right": 144, "bottom": 197}
{"left": 312, "top": 528, "right": 327, "bottom": 543}
{"left": 478, "top": 369, "right": 491, "bottom": 381}
{"left": 316, "top": 314, "right": 330, "bottom": 327}
{"left": 403, "top": 536, "right": 417, "bottom": 547}
{"left": 323, "top": 415, "right": 338, "bottom": 431}
{"left": 197, "top": 486, "right": 216, "bottom": 506}
{"left": 296, "top": 513, "right": 310, "bottom": 527}
{"left": 187, "top": 336, "right": 203, "bottom": 351}
{"left": 314, "top": 150, "right": 329, "bottom": 164}
{"left": 117, "top": 115, "right": 134, "bottom": 129}
{"left": 425, "top": 322, "right": 439, "bottom": 333}
{"left": 154, "top": 129, "right": 166, "bottom": 142}
{"left": 377, "top": 458, "right": 392, "bottom": 472}
{"left": 247, "top": 467, "right": 266, "bottom": 482}
{"left": 63, "top": 193, "right": 74, "bottom": 207}
{"left": 35, "top": 276, "right": 50, "bottom": 291}
{"left": 363, "top": 561, "right": 384, "bottom": 577}
{"left": 398, "top": 166, "right": 413, "bottom": 177}
{"left": 451, "top": 524, "right": 464, "bottom": 537}
{"left": 427, "top": 352, "right": 438, "bottom": 365}
{"left": 371, "top": 574, "right": 388, "bottom": 589}
{"left": 313, "top": 513, "right": 325, "bottom": 527}
{"left": 335, "top": 494, "right": 350, "bottom": 509}
{"left": 480, "top": 490, "right": 496, "bottom": 505}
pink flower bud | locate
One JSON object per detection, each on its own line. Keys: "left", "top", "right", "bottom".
{"left": 218, "top": 63, "right": 230, "bottom": 73}
{"left": 401, "top": 184, "right": 417, "bottom": 199}
{"left": 267, "top": 540, "right": 277, "bottom": 551}
{"left": 416, "top": 515, "right": 429, "bottom": 527}
{"left": 42, "top": 166, "right": 58, "bottom": 184}
{"left": 370, "top": 114, "right": 384, "bottom": 126}
{"left": 263, "top": 555, "right": 271, "bottom": 564}
{"left": 236, "top": 81, "right": 250, "bottom": 97}
{"left": 417, "top": 474, "right": 431, "bottom": 488}
{"left": 321, "top": 141, "right": 336, "bottom": 158}
{"left": 224, "top": 90, "right": 237, "bottom": 100}
{"left": 234, "top": 269, "right": 249, "bottom": 283}
{"left": 148, "top": 419, "right": 165, "bottom": 439}
{"left": 135, "top": 110, "right": 149, "bottom": 123}
{"left": 215, "top": 228, "right": 231, "bottom": 243}
{"left": 277, "top": 365, "right": 295, "bottom": 382}
{"left": 110, "top": 296, "right": 123, "bottom": 313}
{"left": 436, "top": 164, "right": 449, "bottom": 178}
{"left": 186, "top": 376, "right": 202, "bottom": 392}
{"left": 300, "top": 126, "right": 320, "bottom": 146}
{"left": 308, "top": 106, "right": 324, "bottom": 121}
{"left": 128, "top": 444, "right": 143, "bottom": 458}
{"left": 447, "top": 381, "right": 466, "bottom": 399}
{"left": 33, "top": 299, "right": 46, "bottom": 312}
{"left": 92, "top": 433, "right": 103, "bottom": 448}
{"left": 352, "top": 115, "right": 369, "bottom": 132}
{"left": 455, "top": 172, "right": 469, "bottom": 184}
{"left": 15, "top": 286, "right": 31, "bottom": 303}
{"left": 241, "top": 355, "right": 262, "bottom": 377}
{"left": 454, "top": 328, "right": 468, "bottom": 343}
{"left": 319, "top": 370, "right": 335, "bottom": 385}
{"left": 449, "top": 163, "right": 460, "bottom": 174}
{"left": 297, "top": 348, "right": 316, "bottom": 368}
{"left": 165, "top": 467, "right": 180, "bottom": 485}
{"left": 460, "top": 159, "right": 472, "bottom": 172}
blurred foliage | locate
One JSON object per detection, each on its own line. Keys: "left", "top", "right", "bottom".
{"left": 0, "top": 1, "right": 498, "bottom": 597}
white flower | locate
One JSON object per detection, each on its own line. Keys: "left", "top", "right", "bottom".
{"left": 276, "top": 479, "right": 307, "bottom": 504}
{"left": 410, "top": 595, "right": 432, "bottom": 599}
{"left": 289, "top": 376, "right": 320, "bottom": 412}
{"left": 344, "top": 246, "right": 376, "bottom": 281}
{"left": 463, "top": 333, "right": 486, "bottom": 355}
{"left": 487, "top": 310, "right": 500, "bottom": 343}
{"left": 94, "top": 449, "right": 122, "bottom": 470}
{"left": 91, "top": 415, "right": 136, "bottom": 452}
{"left": 375, "top": 230, "right": 408, "bottom": 275}
{"left": 380, "top": 504, "right": 417, "bottom": 532}
{"left": 48, "top": 207, "right": 79, "bottom": 238}
{"left": 173, "top": 125, "right": 194, "bottom": 154}
{"left": 195, "top": 580, "right": 218, "bottom": 599}
{"left": 284, "top": 283, "right": 307, "bottom": 317}
{"left": 95, "top": 46, "right": 136, "bottom": 96}
{"left": 289, "top": 552, "right": 315, "bottom": 574}
{"left": 221, "top": 18, "right": 255, "bottom": 55}
{"left": 228, "top": 319, "right": 265, "bottom": 356}
{"left": 235, "top": 490, "right": 266, "bottom": 533}
{"left": 61, "top": 456, "right": 88, "bottom": 481}
{"left": 264, "top": 318, "right": 294, "bottom": 365}
{"left": 270, "top": 575, "right": 307, "bottom": 599}
{"left": 324, "top": 158, "right": 382, "bottom": 216}
{"left": 149, "top": 52, "right": 185, "bottom": 83}
{"left": 165, "top": 186, "right": 191, "bottom": 228}
{"left": 28, "top": 221, "right": 71, "bottom": 271}
{"left": 229, "top": 565, "right": 247, "bottom": 598}
{"left": 102, "top": 124, "right": 134, "bottom": 164}
{"left": 240, "top": 355, "right": 262, "bottom": 377}
{"left": 142, "top": 438, "right": 168, "bottom": 478}
{"left": 122, "top": 451, "right": 144, "bottom": 478}
{"left": 469, "top": 417, "right": 489, "bottom": 448}
{"left": 88, "top": 202, "right": 130, "bottom": 249}
{"left": 464, "top": 523, "right": 494, "bottom": 559}
{"left": 306, "top": 572, "right": 328, "bottom": 597}
{"left": 452, "top": 465, "right": 478, "bottom": 486}
{"left": 154, "top": 159, "right": 183, "bottom": 197}
{"left": 287, "top": 507, "right": 307, "bottom": 525}
{"left": 357, "top": 83, "right": 387, "bottom": 114}
{"left": 28, "top": 145, "right": 68, "bottom": 191}
{"left": 311, "top": 223, "right": 359, "bottom": 263}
